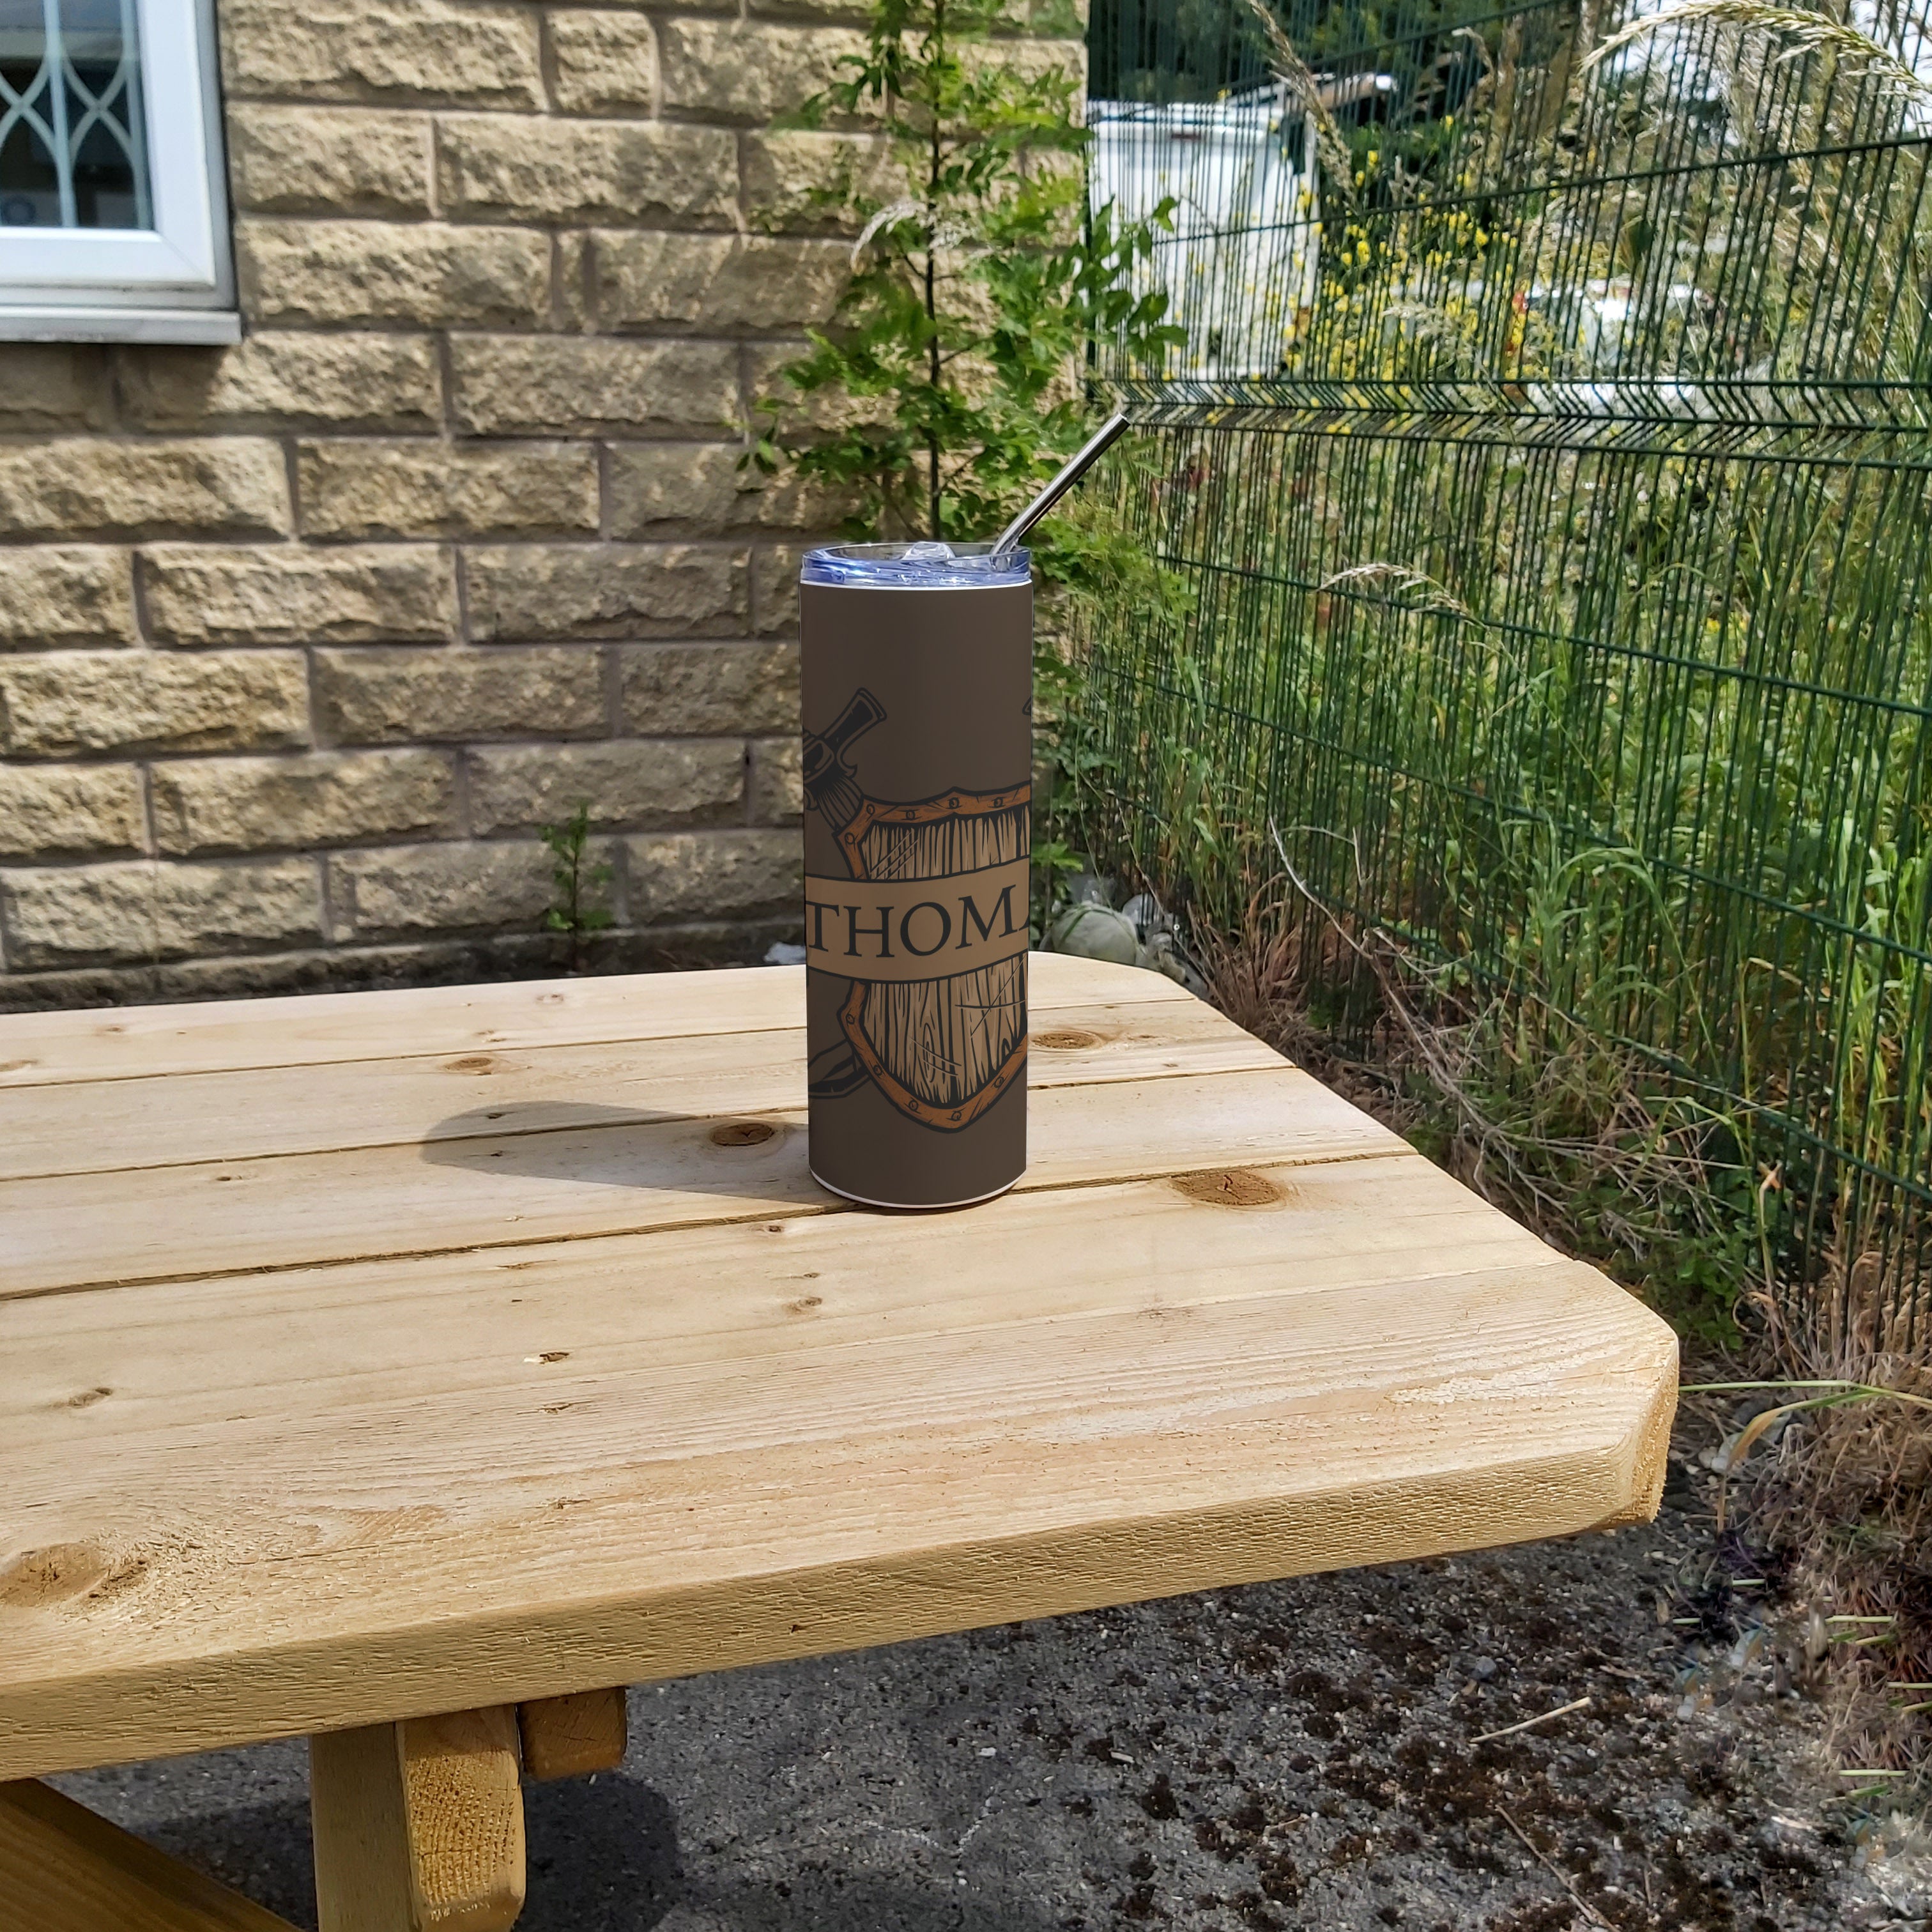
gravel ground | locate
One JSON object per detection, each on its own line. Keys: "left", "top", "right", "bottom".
{"left": 53, "top": 1430, "right": 1932, "bottom": 1932}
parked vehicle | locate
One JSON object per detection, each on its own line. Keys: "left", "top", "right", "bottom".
{"left": 1088, "top": 73, "right": 1393, "bottom": 379}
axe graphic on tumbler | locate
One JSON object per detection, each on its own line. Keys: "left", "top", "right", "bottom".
{"left": 802, "top": 688, "right": 886, "bottom": 1101}
{"left": 801, "top": 687, "right": 886, "bottom": 834}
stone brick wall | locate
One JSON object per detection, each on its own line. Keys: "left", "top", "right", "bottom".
{"left": 0, "top": 0, "right": 1085, "bottom": 1008}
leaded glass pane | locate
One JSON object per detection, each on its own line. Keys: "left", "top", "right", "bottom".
{"left": 0, "top": 0, "right": 150, "bottom": 230}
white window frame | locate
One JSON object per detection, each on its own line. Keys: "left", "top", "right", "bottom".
{"left": 0, "top": 0, "right": 237, "bottom": 342}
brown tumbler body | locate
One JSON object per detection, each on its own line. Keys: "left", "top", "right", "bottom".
{"left": 800, "top": 556, "right": 1032, "bottom": 1208}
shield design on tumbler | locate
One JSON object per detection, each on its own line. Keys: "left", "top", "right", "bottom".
{"left": 804, "top": 688, "right": 1029, "bottom": 1131}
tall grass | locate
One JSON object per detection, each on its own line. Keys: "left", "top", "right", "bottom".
{"left": 1062, "top": 0, "right": 1932, "bottom": 1344}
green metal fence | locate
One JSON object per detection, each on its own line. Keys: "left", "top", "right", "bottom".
{"left": 1077, "top": 0, "right": 1932, "bottom": 1345}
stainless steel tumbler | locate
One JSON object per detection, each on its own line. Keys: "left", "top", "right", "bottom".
{"left": 799, "top": 541, "right": 1032, "bottom": 1208}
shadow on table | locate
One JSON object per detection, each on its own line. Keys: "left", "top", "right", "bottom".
{"left": 422, "top": 1103, "right": 816, "bottom": 1201}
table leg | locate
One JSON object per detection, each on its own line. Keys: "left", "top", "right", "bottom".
{"left": 310, "top": 1707, "right": 525, "bottom": 1932}
{"left": 0, "top": 1776, "right": 298, "bottom": 1931}
{"left": 516, "top": 1688, "right": 627, "bottom": 1781}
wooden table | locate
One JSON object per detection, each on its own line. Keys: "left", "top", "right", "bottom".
{"left": 0, "top": 955, "right": 1676, "bottom": 1930}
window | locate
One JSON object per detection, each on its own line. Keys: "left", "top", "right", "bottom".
{"left": 0, "top": 0, "right": 235, "bottom": 341}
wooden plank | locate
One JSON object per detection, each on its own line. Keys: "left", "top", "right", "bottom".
{"left": 0, "top": 1776, "right": 297, "bottom": 1932}
{"left": 399, "top": 1708, "right": 525, "bottom": 1932}
{"left": 0, "top": 954, "right": 1187, "bottom": 1090}
{"left": 0, "top": 969, "right": 781, "bottom": 1093}
{"left": 516, "top": 1689, "right": 626, "bottom": 1781}
{"left": 0, "top": 1156, "right": 1675, "bottom": 1779}
{"left": 0, "top": 1064, "right": 1406, "bottom": 1300}
{"left": 0, "top": 995, "right": 1273, "bottom": 1183}
{"left": 310, "top": 1725, "right": 418, "bottom": 1932}
{"left": 310, "top": 1713, "right": 525, "bottom": 1932}
{"left": 3, "top": 1151, "right": 1548, "bottom": 1443}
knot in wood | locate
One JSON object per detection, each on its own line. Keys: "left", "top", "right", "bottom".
{"left": 1171, "top": 1169, "right": 1285, "bottom": 1208}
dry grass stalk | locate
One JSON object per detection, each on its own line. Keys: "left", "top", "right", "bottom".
{"left": 1197, "top": 868, "right": 1932, "bottom": 1798}
{"left": 1731, "top": 1329, "right": 1932, "bottom": 1793}
{"left": 1236, "top": 0, "right": 1360, "bottom": 206}
{"left": 1583, "top": 0, "right": 1932, "bottom": 108}
{"left": 1200, "top": 848, "right": 1757, "bottom": 1306}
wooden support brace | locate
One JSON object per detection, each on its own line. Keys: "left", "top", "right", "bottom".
{"left": 310, "top": 1707, "right": 525, "bottom": 1932}
{"left": 516, "top": 1688, "right": 627, "bottom": 1781}
{"left": 0, "top": 1776, "right": 298, "bottom": 1932}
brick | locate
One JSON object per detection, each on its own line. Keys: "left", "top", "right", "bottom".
{"left": 549, "top": 10, "right": 656, "bottom": 116}
{"left": 607, "top": 443, "right": 840, "bottom": 539}
{"left": 746, "top": 0, "right": 876, "bottom": 15}
{"left": 0, "top": 549, "right": 136, "bottom": 648}
{"left": 778, "top": 0, "right": 1076, "bottom": 17}
{"left": 747, "top": 342, "right": 893, "bottom": 434}
{"left": 141, "top": 544, "right": 456, "bottom": 646}
{"left": 0, "top": 650, "right": 309, "bottom": 758}
{"left": 965, "top": 36, "right": 1085, "bottom": 91}
{"left": 658, "top": 19, "right": 868, "bottom": 123}
{"left": 221, "top": 0, "right": 543, "bottom": 107}
{"left": 586, "top": 233, "right": 850, "bottom": 335}
{"left": 0, "top": 440, "right": 289, "bottom": 541}
{"left": 330, "top": 840, "right": 560, "bottom": 940}
{"left": 0, "top": 765, "right": 144, "bottom": 861}
{"left": 238, "top": 219, "right": 551, "bottom": 329}
{"left": 151, "top": 751, "right": 457, "bottom": 855}
{"left": 751, "top": 543, "right": 812, "bottom": 637}
{"left": 297, "top": 441, "right": 599, "bottom": 541}
{"left": 748, "top": 737, "right": 802, "bottom": 824}
{"left": 620, "top": 641, "right": 799, "bottom": 735}
{"left": 468, "top": 740, "right": 744, "bottom": 834}
{"left": 0, "top": 346, "right": 111, "bottom": 431}
{"left": 435, "top": 116, "right": 735, "bottom": 226}
{"left": 464, "top": 546, "right": 747, "bottom": 641}
{"left": 227, "top": 103, "right": 431, "bottom": 217}
{"left": 742, "top": 130, "right": 900, "bottom": 235}
{"left": 627, "top": 828, "right": 800, "bottom": 923}
{"left": 552, "top": 229, "right": 597, "bottom": 333}
{"left": 120, "top": 334, "right": 441, "bottom": 435}
{"left": 448, "top": 337, "right": 737, "bottom": 437}
{"left": 314, "top": 646, "right": 605, "bottom": 744}
{"left": 0, "top": 858, "right": 321, "bottom": 967}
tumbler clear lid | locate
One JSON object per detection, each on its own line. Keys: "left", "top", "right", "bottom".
{"left": 799, "top": 540, "right": 1031, "bottom": 589}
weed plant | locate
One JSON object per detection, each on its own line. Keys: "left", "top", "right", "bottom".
{"left": 749, "top": 0, "right": 1194, "bottom": 925}
{"left": 540, "top": 804, "right": 613, "bottom": 973}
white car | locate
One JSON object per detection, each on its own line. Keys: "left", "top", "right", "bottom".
{"left": 1088, "top": 74, "right": 1393, "bottom": 379}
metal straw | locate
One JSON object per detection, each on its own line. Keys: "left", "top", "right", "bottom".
{"left": 990, "top": 412, "right": 1132, "bottom": 555}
